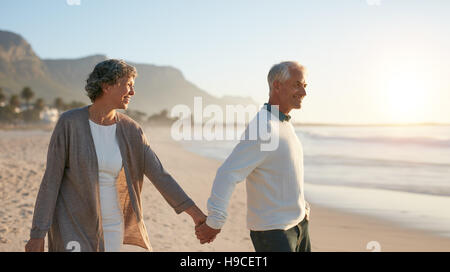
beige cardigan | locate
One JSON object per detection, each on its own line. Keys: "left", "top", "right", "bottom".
{"left": 30, "top": 106, "right": 195, "bottom": 251}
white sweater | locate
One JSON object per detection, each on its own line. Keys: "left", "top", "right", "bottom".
{"left": 206, "top": 107, "right": 308, "bottom": 231}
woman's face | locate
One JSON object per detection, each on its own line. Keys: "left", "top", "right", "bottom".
{"left": 103, "top": 76, "right": 135, "bottom": 110}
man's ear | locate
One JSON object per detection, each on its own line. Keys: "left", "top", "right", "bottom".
{"left": 272, "top": 80, "right": 281, "bottom": 95}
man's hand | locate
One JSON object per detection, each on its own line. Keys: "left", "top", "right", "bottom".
{"left": 25, "top": 238, "right": 45, "bottom": 252}
{"left": 195, "top": 222, "right": 221, "bottom": 244}
{"left": 305, "top": 201, "right": 311, "bottom": 221}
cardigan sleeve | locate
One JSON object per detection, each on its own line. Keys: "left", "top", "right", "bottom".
{"left": 30, "top": 115, "right": 68, "bottom": 239}
{"left": 140, "top": 129, "right": 195, "bottom": 214}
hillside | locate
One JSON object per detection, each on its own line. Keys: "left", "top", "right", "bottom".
{"left": 0, "top": 30, "right": 257, "bottom": 116}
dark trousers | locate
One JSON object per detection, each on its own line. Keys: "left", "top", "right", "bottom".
{"left": 250, "top": 218, "right": 311, "bottom": 252}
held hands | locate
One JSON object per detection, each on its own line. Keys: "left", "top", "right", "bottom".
{"left": 185, "top": 205, "right": 220, "bottom": 244}
{"left": 195, "top": 222, "right": 221, "bottom": 244}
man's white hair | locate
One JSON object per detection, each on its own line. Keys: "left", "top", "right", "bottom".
{"left": 267, "top": 61, "right": 305, "bottom": 95}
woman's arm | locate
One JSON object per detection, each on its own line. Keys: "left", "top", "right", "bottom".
{"left": 141, "top": 129, "right": 195, "bottom": 214}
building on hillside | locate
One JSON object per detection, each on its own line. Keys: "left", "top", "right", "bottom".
{"left": 40, "top": 107, "right": 59, "bottom": 123}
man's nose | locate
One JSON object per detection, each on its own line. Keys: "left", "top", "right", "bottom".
{"left": 298, "top": 88, "right": 306, "bottom": 97}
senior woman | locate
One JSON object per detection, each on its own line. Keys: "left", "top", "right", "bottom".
{"left": 25, "top": 59, "right": 206, "bottom": 252}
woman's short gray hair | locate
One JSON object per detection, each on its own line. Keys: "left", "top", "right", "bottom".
{"left": 267, "top": 61, "right": 305, "bottom": 95}
{"left": 85, "top": 59, "right": 137, "bottom": 102}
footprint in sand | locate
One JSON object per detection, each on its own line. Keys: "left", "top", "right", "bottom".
{"left": 27, "top": 170, "right": 37, "bottom": 177}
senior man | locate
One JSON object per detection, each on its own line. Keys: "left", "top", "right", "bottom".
{"left": 196, "top": 61, "right": 311, "bottom": 252}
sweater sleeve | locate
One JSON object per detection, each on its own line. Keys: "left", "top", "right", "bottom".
{"left": 206, "top": 137, "right": 269, "bottom": 229}
{"left": 141, "top": 129, "right": 194, "bottom": 214}
{"left": 30, "top": 115, "right": 68, "bottom": 239}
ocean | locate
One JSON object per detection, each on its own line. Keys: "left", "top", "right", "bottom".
{"left": 181, "top": 125, "right": 450, "bottom": 237}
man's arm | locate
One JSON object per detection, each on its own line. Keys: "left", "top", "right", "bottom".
{"left": 197, "top": 136, "right": 269, "bottom": 243}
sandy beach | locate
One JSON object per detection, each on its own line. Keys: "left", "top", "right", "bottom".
{"left": 1, "top": 126, "right": 450, "bottom": 252}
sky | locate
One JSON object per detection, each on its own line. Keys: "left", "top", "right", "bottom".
{"left": 1, "top": 0, "right": 450, "bottom": 124}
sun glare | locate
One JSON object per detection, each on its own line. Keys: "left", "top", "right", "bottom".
{"left": 382, "top": 71, "right": 428, "bottom": 124}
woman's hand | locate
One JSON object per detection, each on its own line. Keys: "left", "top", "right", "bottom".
{"left": 25, "top": 238, "right": 45, "bottom": 252}
{"left": 185, "top": 205, "right": 207, "bottom": 227}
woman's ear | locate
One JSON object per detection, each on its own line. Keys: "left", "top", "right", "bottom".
{"left": 101, "top": 83, "right": 110, "bottom": 94}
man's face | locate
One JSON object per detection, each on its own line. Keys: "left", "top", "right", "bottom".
{"left": 276, "top": 67, "right": 307, "bottom": 112}
{"left": 104, "top": 76, "right": 135, "bottom": 110}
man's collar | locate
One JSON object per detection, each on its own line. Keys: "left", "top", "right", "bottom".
{"left": 264, "top": 103, "right": 291, "bottom": 122}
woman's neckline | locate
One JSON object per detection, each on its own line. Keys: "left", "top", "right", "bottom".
{"left": 89, "top": 119, "right": 117, "bottom": 127}
{"left": 87, "top": 105, "right": 118, "bottom": 126}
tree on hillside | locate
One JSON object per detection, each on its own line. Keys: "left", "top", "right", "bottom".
{"left": 0, "top": 88, "right": 5, "bottom": 106}
{"left": 34, "top": 98, "right": 45, "bottom": 111}
{"left": 0, "top": 88, "right": 14, "bottom": 122}
{"left": 21, "top": 87, "right": 34, "bottom": 110}
{"left": 9, "top": 95, "right": 20, "bottom": 109}
{"left": 0, "top": 95, "right": 21, "bottom": 123}
{"left": 65, "top": 101, "right": 86, "bottom": 110}
{"left": 0, "top": 106, "right": 15, "bottom": 123}
{"left": 23, "top": 98, "right": 46, "bottom": 123}
{"left": 54, "top": 97, "right": 65, "bottom": 111}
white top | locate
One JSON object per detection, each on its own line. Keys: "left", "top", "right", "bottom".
{"left": 89, "top": 120, "right": 123, "bottom": 226}
{"left": 206, "top": 107, "right": 309, "bottom": 231}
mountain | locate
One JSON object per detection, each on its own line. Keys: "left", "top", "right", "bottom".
{"left": 0, "top": 30, "right": 79, "bottom": 103}
{"left": 0, "top": 30, "right": 257, "bottom": 116}
{"left": 0, "top": 30, "right": 46, "bottom": 79}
